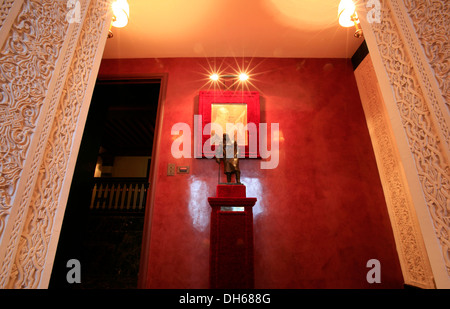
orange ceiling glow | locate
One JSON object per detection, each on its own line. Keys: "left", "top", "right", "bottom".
{"left": 102, "top": 0, "right": 363, "bottom": 59}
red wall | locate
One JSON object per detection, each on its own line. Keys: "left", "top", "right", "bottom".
{"left": 98, "top": 57, "right": 404, "bottom": 288}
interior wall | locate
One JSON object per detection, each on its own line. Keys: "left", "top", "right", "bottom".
{"left": 98, "top": 57, "right": 404, "bottom": 288}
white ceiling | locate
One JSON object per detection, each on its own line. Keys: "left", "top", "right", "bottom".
{"left": 102, "top": 0, "right": 363, "bottom": 59}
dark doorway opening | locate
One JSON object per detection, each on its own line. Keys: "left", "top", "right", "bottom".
{"left": 49, "top": 79, "right": 160, "bottom": 289}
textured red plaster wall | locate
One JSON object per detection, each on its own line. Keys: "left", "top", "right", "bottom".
{"left": 98, "top": 57, "right": 404, "bottom": 288}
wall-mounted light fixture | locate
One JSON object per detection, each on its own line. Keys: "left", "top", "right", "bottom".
{"left": 238, "top": 73, "right": 249, "bottom": 82}
{"left": 210, "top": 73, "right": 220, "bottom": 81}
{"left": 338, "top": 0, "right": 363, "bottom": 38}
{"left": 208, "top": 72, "right": 251, "bottom": 91}
{"left": 209, "top": 73, "right": 250, "bottom": 83}
{"left": 108, "top": 0, "right": 130, "bottom": 38}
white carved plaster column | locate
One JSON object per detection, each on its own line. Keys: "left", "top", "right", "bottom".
{"left": 356, "top": 0, "right": 449, "bottom": 288}
{"left": 0, "top": 0, "right": 112, "bottom": 288}
{"left": 355, "top": 55, "right": 435, "bottom": 288}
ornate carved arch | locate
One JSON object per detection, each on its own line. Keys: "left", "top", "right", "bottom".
{"left": 356, "top": 0, "right": 449, "bottom": 288}
{"left": 0, "top": 0, "right": 111, "bottom": 288}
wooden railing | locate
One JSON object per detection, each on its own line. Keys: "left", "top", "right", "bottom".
{"left": 90, "top": 177, "right": 149, "bottom": 213}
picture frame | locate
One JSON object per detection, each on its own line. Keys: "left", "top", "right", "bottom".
{"left": 197, "top": 90, "right": 260, "bottom": 158}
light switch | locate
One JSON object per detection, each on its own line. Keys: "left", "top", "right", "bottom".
{"left": 177, "top": 166, "right": 190, "bottom": 174}
{"left": 167, "top": 163, "right": 175, "bottom": 176}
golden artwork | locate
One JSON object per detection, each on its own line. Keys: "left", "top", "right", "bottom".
{"left": 211, "top": 103, "right": 247, "bottom": 145}
{"left": 198, "top": 91, "right": 260, "bottom": 158}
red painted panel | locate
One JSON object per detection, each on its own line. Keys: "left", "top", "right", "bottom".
{"left": 209, "top": 185, "right": 256, "bottom": 289}
{"left": 214, "top": 212, "right": 250, "bottom": 288}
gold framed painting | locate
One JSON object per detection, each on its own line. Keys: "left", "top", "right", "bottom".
{"left": 197, "top": 91, "right": 260, "bottom": 158}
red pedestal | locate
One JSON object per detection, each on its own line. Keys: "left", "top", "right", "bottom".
{"left": 208, "top": 185, "right": 257, "bottom": 289}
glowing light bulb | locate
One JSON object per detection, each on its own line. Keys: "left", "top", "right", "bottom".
{"left": 239, "top": 73, "right": 249, "bottom": 81}
{"left": 112, "top": 0, "right": 129, "bottom": 28}
{"left": 210, "top": 73, "right": 220, "bottom": 81}
{"left": 338, "top": 0, "right": 358, "bottom": 27}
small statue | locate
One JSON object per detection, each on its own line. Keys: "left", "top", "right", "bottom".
{"left": 215, "top": 133, "right": 241, "bottom": 184}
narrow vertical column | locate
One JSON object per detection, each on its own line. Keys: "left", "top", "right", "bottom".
{"left": 0, "top": 0, "right": 113, "bottom": 288}
{"left": 208, "top": 184, "right": 256, "bottom": 289}
{"left": 357, "top": 0, "right": 449, "bottom": 288}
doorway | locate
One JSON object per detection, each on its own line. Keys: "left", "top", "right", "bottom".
{"left": 49, "top": 79, "right": 161, "bottom": 288}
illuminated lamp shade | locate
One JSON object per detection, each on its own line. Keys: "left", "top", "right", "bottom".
{"left": 338, "top": 0, "right": 359, "bottom": 27}
{"left": 112, "top": 0, "right": 129, "bottom": 28}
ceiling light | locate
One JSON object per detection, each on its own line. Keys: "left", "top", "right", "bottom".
{"left": 112, "top": 0, "right": 130, "bottom": 28}
{"left": 338, "top": 0, "right": 356, "bottom": 27}
{"left": 108, "top": 0, "right": 130, "bottom": 38}
{"left": 210, "top": 73, "right": 220, "bottom": 81}
{"left": 338, "top": 0, "right": 363, "bottom": 38}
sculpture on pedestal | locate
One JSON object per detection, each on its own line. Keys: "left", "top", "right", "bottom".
{"left": 215, "top": 133, "right": 241, "bottom": 184}
{"left": 209, "top": 135, "right": 256, "bottom": 289}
